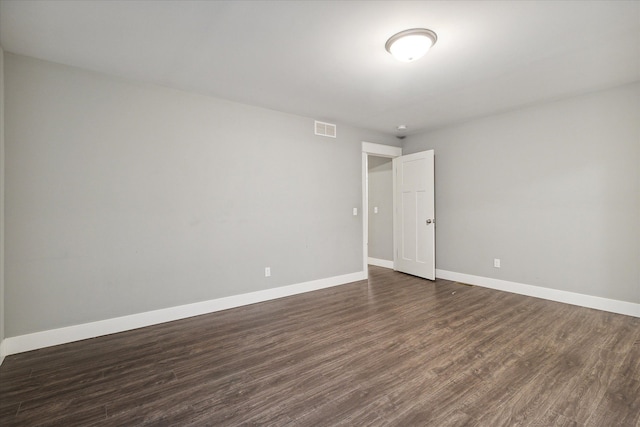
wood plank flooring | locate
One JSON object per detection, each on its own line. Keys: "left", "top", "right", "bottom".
{"left": 1, "top": 266, "right": 639, "bottom": 426}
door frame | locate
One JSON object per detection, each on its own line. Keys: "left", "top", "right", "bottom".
{"left": 361, "top": 142, "right": 402, "bottom": 279}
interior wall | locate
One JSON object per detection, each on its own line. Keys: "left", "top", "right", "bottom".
{"left": 403, "top": 83, "right": 640, "bottom": 304}
{"left": 367, "top": 156, "right": 393, "bottom": 262}
{"left": 3, "top": 53, "right": 398, "bottom": 337}
{"left": 0, "top": 47, "right": 5, "bottom": 355}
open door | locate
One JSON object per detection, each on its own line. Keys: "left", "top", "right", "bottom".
{"left": 393, "top": 150, "right": 435, "bottom": 280}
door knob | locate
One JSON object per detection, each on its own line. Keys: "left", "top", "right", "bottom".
{"left": 426, "top": 219, "right": 432, "bottom": 224}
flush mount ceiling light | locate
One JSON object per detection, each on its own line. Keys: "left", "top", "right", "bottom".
{"left": 385, "top": 28, "right": 437, "bottom": 62}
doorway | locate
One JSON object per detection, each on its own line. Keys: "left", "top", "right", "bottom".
{"left": 361, "top": 142, "right": 402, "bottom": 278}
{"left": 362, "top": 142, "right": 436, "bottom": 281}
{"left": 367, "top": 156, "right": 394, "bottom": 269}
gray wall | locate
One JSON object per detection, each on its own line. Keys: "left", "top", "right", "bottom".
{"left": 367, "top": 156, "right": 393, "bottom": 261}
{"left": 4, "top": 53, "right": 396, "bottom": 337}
{"left": 404, "top": 83, "right": 640, "bottom": 304}
{"left": 0, "top": 47, "right": 5, "bottom": 350}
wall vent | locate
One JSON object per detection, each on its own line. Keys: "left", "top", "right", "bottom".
{"left": 314, "top": 120, "right": 337, "bottom": 138}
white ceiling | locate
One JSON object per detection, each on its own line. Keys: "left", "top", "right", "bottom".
{"left": 1, "top": 0, "right": 639, "bottom": 136}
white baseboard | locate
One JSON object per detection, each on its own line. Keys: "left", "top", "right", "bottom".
{"left": 6, "top": 268, "right": 636, "bottom": 358}
{"left": 3, "top": 271, "right": 367, "bottom": 356}
{"left": 436, "top": 269, "right": 640, "bottom": 318}
{"left": 368, "top": 257, "right": 394, "bottom": 269}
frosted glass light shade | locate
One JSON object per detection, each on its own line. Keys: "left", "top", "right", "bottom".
{"left": 385, "top": 28, "right": 437, "bottom": 62}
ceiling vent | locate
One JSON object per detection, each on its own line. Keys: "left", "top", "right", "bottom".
{"left": 314, "top": 120, "right": 337, "bottom": 138}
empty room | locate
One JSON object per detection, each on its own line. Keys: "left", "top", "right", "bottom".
{"left": 0, "top": 0, "right": 639, "bottom": 425}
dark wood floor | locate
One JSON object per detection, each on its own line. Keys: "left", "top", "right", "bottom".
{"left": 1, "top": 266, "right": 639, "bottom": 426}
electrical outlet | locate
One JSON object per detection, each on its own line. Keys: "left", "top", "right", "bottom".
{"left": 374, "top": 207, "right": 379, "bottom": 214}
{"left": 353, "top": 207, "right": 358, "bottom": 216}
{"left": 265, "top": 267, "right": 271, "bottom": 277}
{"left": 494, "top": 259, "right": 501, "bottom": 268}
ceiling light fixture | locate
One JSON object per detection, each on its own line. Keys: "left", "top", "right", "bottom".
{"left": 385, "top": 28, "right": 437, "bottom": 62}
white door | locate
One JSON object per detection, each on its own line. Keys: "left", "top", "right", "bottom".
{"left": 393, "top": 150, "right": 435, "bottom": 280}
